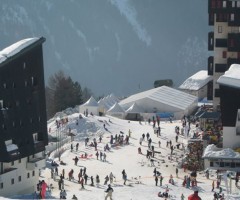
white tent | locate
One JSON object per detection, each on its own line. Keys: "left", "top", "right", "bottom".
{"left": 98, "top": 94, "right": 119, "bottom": 115}
{"left": 126, "top": 103, "right": 144, "bottom": 113}
{"left": 79, "top": 96, "right": 99, "bottom": 116}
{"left": 119, "top": 86, "right": 198, "bottom": 119}
{"left": 107, "top": 103, "right": 125, "bottom": 119}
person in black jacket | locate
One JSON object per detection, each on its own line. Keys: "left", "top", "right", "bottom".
{"left": 105, "top": 184, "right": 114, "bottom": 200}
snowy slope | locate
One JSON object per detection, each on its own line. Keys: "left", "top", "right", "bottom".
{"left": 6, "top": 113, "right": 240, "bottom": 200}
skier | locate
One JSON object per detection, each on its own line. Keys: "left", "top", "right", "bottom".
{"left": 96, "top": 151, "right": 99, "bottom": 160}
{"left": 74, "top": 156, "right": 79, "bottom": 166}
{"left": 76, "top": 143, "right": 79, "bottom": 151}
{"left": 105, "top": 184, "right": 114, "bottom": 200}
{"left": 84, "top": 173, "right": 88, "bottom": 185}
{"left": 90, "top": 176, "right": 94, "bottom": 186}
{"left": 109, "top": 172, "right": 115, "bottom": 184}
{"left": 96, "top": 175, "right": 100, "bottom": 187}
{"left": 155, "top": 176, "right": 158, "bottom": 186}
{"left": 104, "top": 175, "right": 109, "bottom": 185}
{"left": 72, "top": 194, "right": 78, "bottom": 200}
{"left": 176, "top": 168, "right": 179, "bottom": 178}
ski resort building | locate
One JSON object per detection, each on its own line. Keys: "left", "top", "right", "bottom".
{"left": 217, "top": 64, "right": 240, "bottom": 149}
{"left": 208, "top": 0, "right": 240, "bottom": 111}
{"left": 179, "top": 70, "right": 213, "bottom": 101}
{"left": 202, "top": 64, "right": 240, "bottom": 172}
{"left": 0, "top": 38, "right": 48, "bottom": 197}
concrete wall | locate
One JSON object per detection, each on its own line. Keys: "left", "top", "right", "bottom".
{"left": 0, "top": 155, "right": 44, "bottom": 197}
{"left": 223, "top": 126, "right": 240, "bottom": 149}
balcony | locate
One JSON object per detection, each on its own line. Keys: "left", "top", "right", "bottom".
{"left": 215, "top": 63, "right": 228, "bottom": 73}
{"left": 27, "top": 157, "right": 46, "bottom": 170}
{"left": 227, "top": 58, "right": 240, "bottom": 68}
{"left": 215, "top": 38, "right": 227, "bottom": 48}
{"left": 228, "top": 13, "right": 240, "bottom": 26}
{"left": 228, "top": 33, "right": 240, "bottom": 52}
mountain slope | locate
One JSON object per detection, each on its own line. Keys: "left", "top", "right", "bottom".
{"left": 0, "top": 0, "right": 209, "bottom": 96}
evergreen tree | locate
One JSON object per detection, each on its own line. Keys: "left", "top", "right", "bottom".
{"left": 45, "top": 70, "right": 85, "bottom": 119}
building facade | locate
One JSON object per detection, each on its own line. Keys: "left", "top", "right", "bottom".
{"left": 0, "top": 37, "right": 48, "bottom": 197}
{"left": 208, "top": 0, "right": 240, "bottom": 110}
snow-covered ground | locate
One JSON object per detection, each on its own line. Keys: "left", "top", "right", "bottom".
{"left": 8, "top": 113, "right": 240, "bottom": 199}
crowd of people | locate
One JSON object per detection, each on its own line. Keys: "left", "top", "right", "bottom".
{"left": 41, "top": 113, "right": 233, "bottom": 200}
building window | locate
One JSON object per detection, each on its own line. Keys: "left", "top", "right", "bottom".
{"left": 26, "top": 98, "right": 32, "bottom": 105}
{"left": 12, "top": 82, "right": 16, "bottom": 88}
{"left": 31, "top": 77, "right": 37, "bottom": 86}
{"left": 231, "top": 14, "right": 234, "bottom": 21}
{"left": 18, "top": 176, "right": 21, "bottom": 182}
{"left": 0, "top": 183, "right": 3, "bottom": 189}
{"left": 2, "top": 124, "right": 6, "bottom": 130}
{"left": 27, "top": 172, "right": 30, "bottom": 178}
{"left": 210, "top": 161, "right": 213, "bottom": 167}
{"left": 229, "top": 39, "right": 235, "bottom": 48}
{"left": 222, "top": 51, "right": 227, "bottom": 58}
{"left": 23, "top": 62, "right": 26, "bottom": 69}
{"left": 32, "top": 171, "right": 35, "bottom": 177}
{"left": 232, "top": 1, "right": 235, "bottom": 7}
{"left": 25, "top": 80, "right": 28, "bottom": 87}
{"left": 236, "top": 126, "right": 240, "bottom": 135}
{"left": 223, "top": 1, "right": 226, "bottom": 8}
{"left": 13, "top": 121, "right": 16, "bottom": 128}
{"left": 3, "top": 83, "right": 7, "bottom": 89}
{"left": 20, "top": 120, "right": 23, "bottom": 127}
{"left": 11, "top": 178, "right": 14, "bottom": 185}
{"left": 11, "top": 161, "right": 14, "bottom": 166}
{"left": 16, "top": 101, "right": 20, "bottom": 107}
{"left": 237, "top": 2, "right": 240, "bottom": 7}
{"left": 211, "top": 0, "right": 216, "bottom": 8}
{"left": 0, "top": 100, "right": 3, "bottom": 109}
{"left": 218, "top": 26, "right": 222, "bottom": 33}
{"left": 220, "top": 162, "right": 224, "bottom": 167}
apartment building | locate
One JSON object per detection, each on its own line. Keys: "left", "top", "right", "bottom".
{"left": 208, "top": 0, "right": 240, "bottom": 110}
{"left": 0, "top": 37, "right": 48, "bottom": 197}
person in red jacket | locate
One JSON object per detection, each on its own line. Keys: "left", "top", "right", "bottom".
{"left": 188, "top": 190, "right": 202, "bottom": 200}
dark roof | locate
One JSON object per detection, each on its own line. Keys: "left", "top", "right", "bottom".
{"left": 199, "top": 111, "right": 221, "bottom": 120}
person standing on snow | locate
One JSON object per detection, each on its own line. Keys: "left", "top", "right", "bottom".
{"left": 109, "top": 172, "right": 115, "bottom": 184}
{"left": 122, "top": 170, "right": 127, "bottom": 185}
{"left": 155, "top": 176, "right": 158, "bottom": 186}
{"left": 105, "top": 184, "right": 114, "bottom": 200}
{"left": 104, "top": 175, "right": 109, "bottom": 185}
{"left": 188, "top": 190, "right": 201, "bottom": 200}
{"left": 96, "top": 175, "right": 100, "bottom": 187}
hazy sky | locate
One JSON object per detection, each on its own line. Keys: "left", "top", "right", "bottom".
{"left": 0, "top": 0, "right": 209, "bottom": 97}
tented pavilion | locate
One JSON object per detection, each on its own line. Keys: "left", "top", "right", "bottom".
{"left": 107, "top": 102, "right": 125, "bottom": 119}
{"left": 119, "top": 86, "right": 198, "bottom": 120}
{"left": 79, "top": 96, "right": 99, "bottom": 116}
